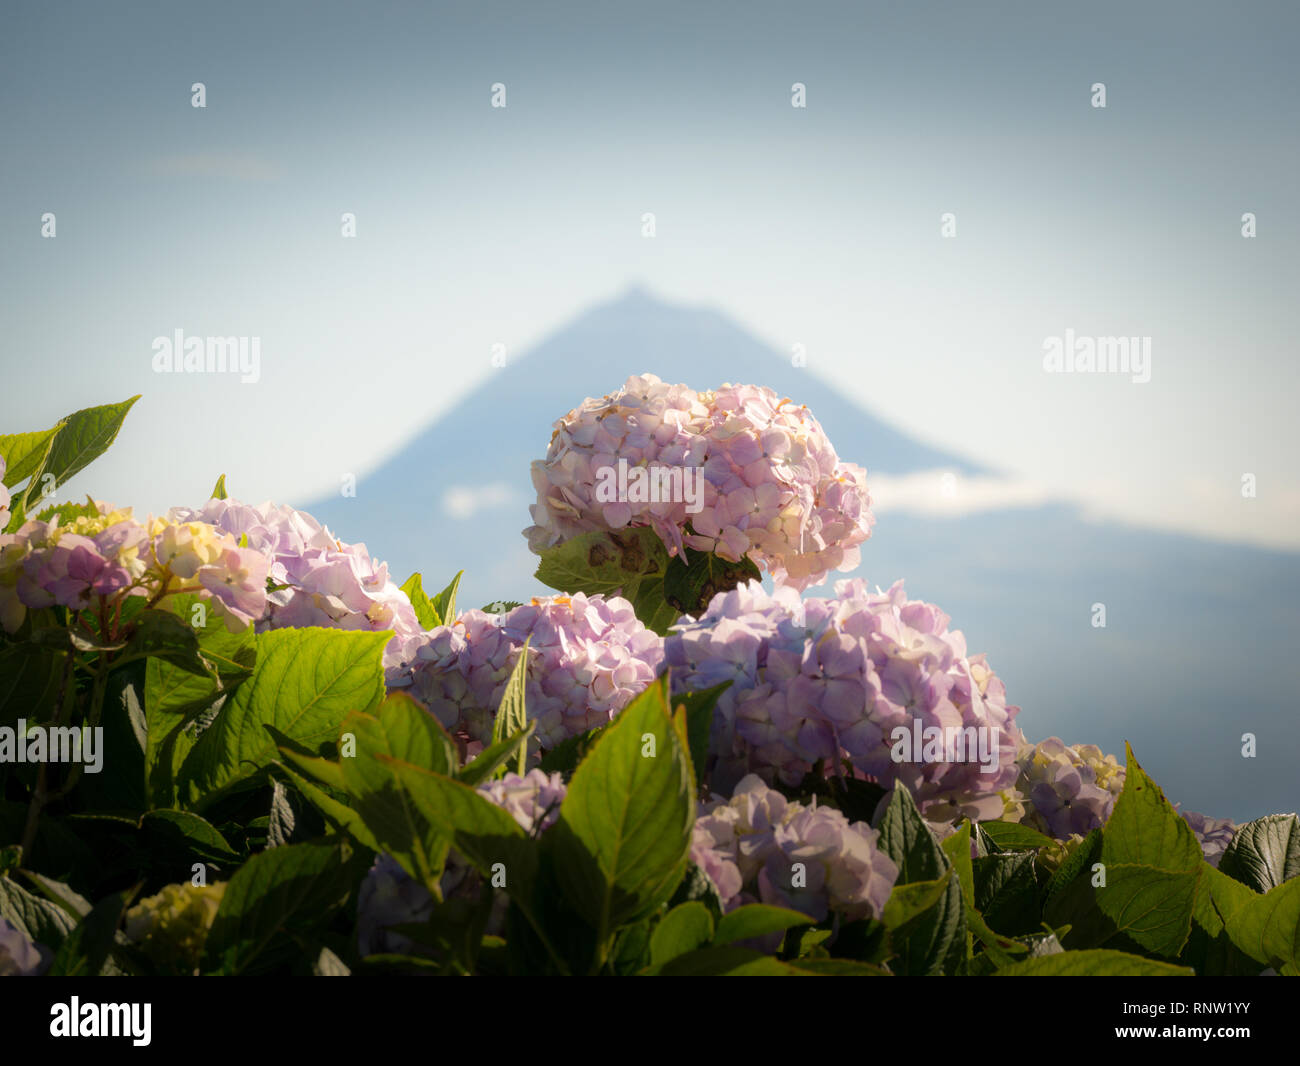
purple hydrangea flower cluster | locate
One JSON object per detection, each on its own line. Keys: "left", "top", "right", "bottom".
{"left": 0, "top": 918, "right": 49, "bottom": 977}
{"left": 168, "top": 498, "right": 424, "bottom": 684}
{"left": 358, "top": 770, "right": 566, "bottom": 955}
{"left": 524, "top": 374, "right": 874, "bottom": 592}
{"left": 1178, "top": 809, "right": 1238, "bottom": 868}
{"left": 691, "top": 774, "right": 898, "bottom": 922}
{"left": 0, "top": 503, "right": 269, "bottom": 634}
{"left": 1015, "top": 737, "right": 1125, "bottom": 839}
{"left": 665, "top": 579, "right": 1025, "bottom": 825}
{"left": 406, "top": 593, "right": 663, "bottom": 755}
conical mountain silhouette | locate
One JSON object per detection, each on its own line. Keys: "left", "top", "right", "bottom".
{"left": 308, "top": 288, "right": 1299, "bottom": 824}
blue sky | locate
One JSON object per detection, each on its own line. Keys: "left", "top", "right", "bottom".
{"left": 1, "top": 0, "right": 1297, "bottom": 552}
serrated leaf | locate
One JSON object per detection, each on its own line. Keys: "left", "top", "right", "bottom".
{"left": 1218, "top": 813, "right": 1300, "bottom": 893}
{"left": 1047, "top": 861, "right": 1201, "bottom": 958}
{"left": 430, "top": 571, "right": 463, "bottom": 627}
{"left": 672, "top": 681, "right": 730, "bottom": 786}
{"left": 22, "top": 396, "right": 139, "bottom": 511}
{"left": 549, "top": 677, "right": 695, "bottom": 943}
{"left": 334, "top": 693, "right": 457, "bottom": 893}
{"left": 712, "top": 903, "right": 813, "bottom": 947}
{"left": 649, "top": 901, "right": 715, "bottom": 968}
{"left": 138, "top": 809, "right": 238, "bottom": 864}
{"left": 0, "top": 875, "right": 77, "bottom": 949}
{"left": 992, "top": 948, "right": 1194, "bottom": 976}
{"left": 662, "top": 547, "right": 761, "bottom": 617}
{"left": 177, "top": 628, "right": 389, "bottom": 810}
{"left": 0, "top": 423, "right": 63, "bottom": 487}
{"left": 656, "top": 945, "right": 810, "bottom": 976}
{"left": 1223, "top": 875, "right": 1300, "bottom": 970}
{"left": 399, "top": 572, "right": 441, "bottom": 629}
{"left": 1100, "top": 743, "right": 1202, "bottom": 873}
{"left": 978, "top": 820, "right": 1054, "bottom": 851}
{"left": 202, "top": 841, "right": 357, "bottom": 975}
{"left": 534, "top": 528, "right": 679, "bottom": 634}
{"left": 491, "top": 636, "right": 530, "bottom": 777}
{"left": 49, "top": 887, "right": 134, "bottom": 977}
{"left": 458, "top": 721, "right": 536, "bottom": 787}
{"left": 211, "top": 473, "right": 228, "bottom": 500}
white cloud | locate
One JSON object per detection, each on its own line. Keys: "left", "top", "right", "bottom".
{"left": 868, "top": 469, "right": 1050, "bottom": 517}
{"left": 443, "top": 483, "right": 517, "bottom": 520}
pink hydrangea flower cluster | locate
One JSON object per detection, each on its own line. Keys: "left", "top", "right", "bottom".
{"left": 407, "top": 593, "right": 663, "bottom": 755}
{"left": 1015, "top": 737, "right": 1126, "bottom": 839}
{"left": 167, "top": 498, "right": 424, "bottom": 684}
{"left": 358, "top": 770, "right": 567, "bottom": 955}
{"left": 524, "top": 374, "right": 874, "bottom": 591}
{"left": 691, "top": 774, "right": 898, "bottom": 922}
{"left": 665, "top": 579, "right": 1025, "bottom": 825}
{"left": 0, "top": 502, "right": 269, "bottom": 634}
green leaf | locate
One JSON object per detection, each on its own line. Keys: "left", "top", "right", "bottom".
{"left": 1224, "top": 875, "right": 1300, "bottom": 970}
{"left": 429, "top": 571, "right": 463, "bottom": 627}
{"left": 712, "top": 903, "right": 813, "bottom": 947}
{"left": 534, "top": 528, "right": 679, "bottom": 634}
{"left": 138, "top": 809, "right": 239, "bottom": 865}
{"left": 177, "top": 628, "right": 389, "bottom": 810}
{"left": 537, "top": 724, "right": 606, "bottom": 775}
{"left": 458, "top": 722, "right": 537, "bottom": 787}
{"left": 399, "top": 572, "right": 441, "bottom": 629}
{"left": 491, "top": 637, "right": 530, "bottom": 777}
{"left": 143, "top": 593, "right": 256, "bottom": 807}
{"left": 992, "top": 948, "right": 1194, "bottom": 976}
{"left": 1100, "top": 743, "right": 1202, "bottom": 873}
{"left": 786, "top": 958, "right": 891, "bottom": 976}
{"left": 1182, "top": 862, "right": 1264, "bottom": 975}
{"left": 972, "top": 851, "right": 1041, "bottom": 937}
{"left": 372, "top": 756, "right": 538, "bottom": 899}
{"left": 335, "top": 693, "right": 457, "bottom": 893}
{"left": 23, "top": 396, "right": 139, "bottom": 510}
{"left": 881, "top": 872, "right": 953, "bottom": 933}
{"left": 1047, "top": 861, "right": 1201, "bottom": 958}
{"left": 549, "top": 677, "right": 695, "bottom": 943}
{"left": 0, "top": 875, "right": 78, "bottom": 949}
{"left": 876, "top": 786, "right": 965, "bottom": 974}
{"left": 1043, "top": 828, "right": 1102, "bottom": 905}
{"left": 649, "top": 901, "right": 715, "bottom": 968}
{"left": 202, "top": 841, "right": 358, "bottom": 975}
{"left": 671, "top": 681, "right": 730, "bottom": 786}
{"left": 876, "top": 785, "right": 947, "bottom": 884}
{"left": 1218, "top": 813, "right": 1300, "bottom": 893}
{"left": 17, "top": 870, "right": 92, "bottom": 919}
{"left": 662, "top": 547, "right": 761, "bottom": 617}
{"left": 0, "top": 640, "right": 62, "bottom": 728}
{"left": 211, "top": 473, "right": 228, "bottom": 500}
{"left": 656, "top": 945, "right": 811, "bottom": 976}
{"left": 978, "top": 820, "right": 1054, "bottom": 851}
{"left": 49, "top": 887, "right": 134, "bottom": 977}
{"left": 0, "top": 423, "right": 63, "bottom": 487}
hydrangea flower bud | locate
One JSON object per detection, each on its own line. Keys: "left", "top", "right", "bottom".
{"left": 124, "top": 882, "right": 227, "bottom": 973}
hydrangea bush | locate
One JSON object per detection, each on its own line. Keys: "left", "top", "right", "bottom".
{"left": 0, "top": 391, "right": 1295, "bottom": 979}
